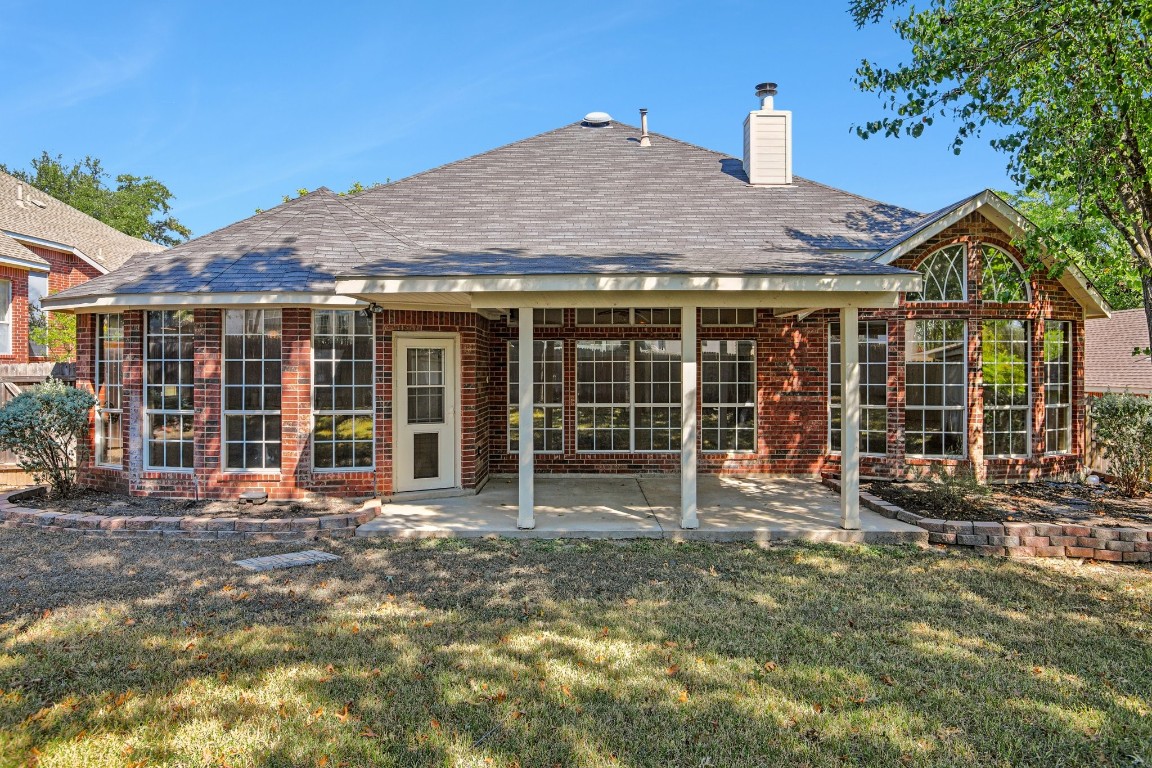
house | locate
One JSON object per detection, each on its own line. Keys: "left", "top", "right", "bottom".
{"left": 1085, "top": 307, "right": 1150, "bottom": 396}
{"left": 42, "top": 84, "right": 1110, "bottom": 530}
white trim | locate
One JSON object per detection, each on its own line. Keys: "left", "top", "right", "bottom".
{"left": 979, "top": 244, "right": 1032, "bottom": 304}
{"left": 873, "top": 190, "right": 1110, "bottom": 319}
{"left": 43, "top": 291, "right": 366, "bottom": 311}
{"left": 517, "top": 311, "right": 535, "bottom": 529}
{"left": 311, "top": 309, "right": 377, "bottom": 473}
{"left": 393, "top": 333, "right": 461, "bottom": 493}
{"left": 2, "top": 231, "right": 110, "bottom": 275}
{"left": 839, "top": 307, "right": 861, "bottom": 530}
{"left": 680, "top": 305, "right": 698, "bottom": 529}
{"left": 0, "top": 254, "right": 52, "bottom": 272}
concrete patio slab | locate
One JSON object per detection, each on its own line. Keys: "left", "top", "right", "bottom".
{"left": 356, "top": 476, "right": 927, "bottom": 544}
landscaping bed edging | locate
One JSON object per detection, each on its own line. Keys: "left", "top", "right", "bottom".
{"left": 822, "top": 478, "right": 1152, "bottom": 563}
{"left": 0, "top": 487, "right": 380, "bottom": 542}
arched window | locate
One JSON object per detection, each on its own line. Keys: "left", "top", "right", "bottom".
{"left": 981, "top": 245, "right": 1030, "bottom": 303}
{"left": 909, "top": 244, "right": 967, "bottom": 302}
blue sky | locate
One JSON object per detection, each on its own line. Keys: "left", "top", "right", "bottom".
{"left": 2, "top": 0, "right": 1014, "bottom": 239}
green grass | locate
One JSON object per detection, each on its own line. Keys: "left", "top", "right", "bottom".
{"left": 1, "top": 532, "right": 1150, "bottom": 767}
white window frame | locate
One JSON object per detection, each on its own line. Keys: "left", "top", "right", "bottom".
{"left": 223, "top": 308, "right": 283, "bottom": 472}
{"left": 905, "top": 319, "right": 968, "bottom": 458}
{"left": 910, "top": 244, "right": 968, "bottom": 302}
{"left": 508, "top": 308, "right": 564, "bottom": 326}
{"left": 28, "top": 272, "right": 49, "bottom": 357}
{"left": 981, "top": 319, "right": 1032, "bottom": 458}
{"left": 980, "top": 245, "right": 1032, "bottom": 304}
{"left": 829, "top": 321, "right": 889, "bottom": 457}
{"left": 508, "top": 339, "right": 564, "bottom": 453}
{"left": 700, "top": 308, "right": 756, "bottom": 327}
{"left": 144, "top": 309, "right": 195, "bottom": 471}
{"left": 701, "top": 339, "right": 757, "bottom": 453}
{"left": 575, "top": 339, "right": 682, "bottom": 453}
{"left": 1044, "top": 320, "right": 1073, "bottom": 455}
{"left": 311, "top": 309, "right": 375, "bottom": 471}
{"left": 0, "top": 279, "right": 11, "bottom": 355}
{"left": 575, "top": 308, "right": 682, "bottom": 326}
{"left": 94, "top": 313, "right": 124, "bottom": 468}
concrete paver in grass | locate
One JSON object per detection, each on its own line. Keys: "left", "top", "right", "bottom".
{"left": 233, "top": 550, "right": 341, "bottom": 571}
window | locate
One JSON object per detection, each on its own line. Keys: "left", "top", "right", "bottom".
{"left": 981, "top": 246, "right": 1030, "bottom": 303}
{"left": 909, "top": 244, "right": 967, "bottom": 302}
{"left": 575, "top": 308, "right": 682, "bottom": 325}
{"left": 905, "top": 320, "right": 967, "bottom": 457}
{"left": 0, "top": 279, "right": 10, "bottom": 355}
{"left": 701, "top": 340, "right": 756, "bottom": 452}
{"left": 508, "top": 340, "right": 563, "bottom": 452}
{"left": 829, "top": 321, "right": 889, "bottom": 455}
{"left": 508, "top": 308, "right": 564, "bottom": 326}
{"left": 982, "top": 319, "right": 1030, "bottom": 456}
{"left": 145, "top": 310, "right": 195, "bottom": 469}
{"left": 700, "top": 308, "right": 755, "bottom": 326}
{"left": 95, "top": 314, "right": 124, "bottom": 467}
{"left": 575, "top": 340, "right": 682, "bottom": 451}
{"left": 223, "top": 309, "right": 282, "bottom": 470}
{"left": 1044, "top": 321, "right": 1073, "bottom": 453}
{"left": 28, "top": 272, "right": 48, "bottom": 357}
{"left": 312, "top": 309, "right": 374, "bottom": 469}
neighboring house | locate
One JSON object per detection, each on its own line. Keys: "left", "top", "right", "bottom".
{"left": 1085, "top": 307, "right": 1151, "bottom": 396}
{"left": 44, "top": 84, "right": 1110, "bottom": 530}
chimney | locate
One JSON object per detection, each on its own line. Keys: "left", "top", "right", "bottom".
{"left": 742, "top": 82, "right": 792, "bottom": 185}
{"left": 639, "top": 108, "right": 651, "bottom": 147}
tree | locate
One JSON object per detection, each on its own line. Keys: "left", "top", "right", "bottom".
{"left": 29, "top": 306, "right": 77, "bottom": 363}
{"left": 0, "top": 379, "right": 95, "bottom": 497}
{"left": 1, "top": 153, "right": 191, "bottom": 246}
{"left": 850, "top": 0, "right": 1152, "bottom": 361}
{"left": 256, "top": 181, "right": 388, "bottom": 213}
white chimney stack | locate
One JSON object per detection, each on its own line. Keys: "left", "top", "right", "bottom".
{"left": 743, "top": 82, "right": 792, "bottom": 186}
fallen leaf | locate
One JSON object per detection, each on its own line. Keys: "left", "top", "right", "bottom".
{"left": 880, "top": 675, "right": 895, "bottom": 687}
{"left": 666, "top": 665, "right": 680, "bottom": 676}
{"left": 430, "top": 718, "right": 441, "bottom": 730}
{"left": 763, "top": 661, "right": 778, "bottom": 672}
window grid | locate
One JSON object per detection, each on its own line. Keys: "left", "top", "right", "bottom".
{"left": 145, "top": 309, "right": 195, "bottom": 469}
{"left": 829, "top": 321, "right": 889, "bottom": 456}
{"left": 0, "top": 279, "right": 10, "bottom": 355}
{"left": 1044, "top": 321, "right": 1073, "bottom": 454}
{"left": 982, "top": 319, "right": 1031, "bottom": 457}
{"left": 576, "top": 340, "right": 634, "bottom": 451}
{"left": 981, "top": 245, "right": 1031, "bottom": 303}
{"left": 508, "top": 340, "right": 564, "bottom": 453}
{"left": 910, "top": 244, "right": 967, "bottom": 302}
{"left": 700, "top": 307, "right": 756, "bottom": 326}
{"left": 312, "top": 309, "right": 374, "bottom": 470}
{"left": 223, "top": 309, "right": 282, "bottom": 471}
{"left": 575, "top": 308, "right": 682, "bottom": 326}
{"left": 701, "top": 340, "right": 756, "bottom": 452}
{"left": 95, "top": 314, "right": 124, "bottom": 467}
{"left": 633, "top": 340, "right": 682, "bottom": 451}
{"left": 905, "top": 320, "right": 967, "bottom": 457}
{"left": 508, "top": 308, "right": 564, "bottom": 326}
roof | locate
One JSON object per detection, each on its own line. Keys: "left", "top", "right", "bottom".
{"left": 0, "top": 170, "right": 165, "bottom": 272}
{"left": 1085, "top": 308, "right": 1152, "bottom": 394}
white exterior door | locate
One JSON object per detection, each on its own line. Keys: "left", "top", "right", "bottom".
{"left": 394, "top": 337, "right": 458, "bottom": 493}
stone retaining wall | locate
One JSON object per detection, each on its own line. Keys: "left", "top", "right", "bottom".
{"left": 0, "top": 487, "right": 380, "bottom": 542}
{"left": 823, "top": 478, "right": 1152, "bottom": 563}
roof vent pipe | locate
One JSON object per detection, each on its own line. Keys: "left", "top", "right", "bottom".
{"left": 755, "top": 82, "right": 778, "bottom": 110}
{"left": 15, "top": 182, "right": 23, "bottom": 206}
{"left": 639, "top": 108, "right": 651, "bottom": 147}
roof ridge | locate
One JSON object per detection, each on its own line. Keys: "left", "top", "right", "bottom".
{"left": 337, "top": 194, "right": 426, "bottom": 248}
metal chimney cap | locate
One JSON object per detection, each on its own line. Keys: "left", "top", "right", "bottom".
{"left": 583, "top": 111, "right": 612, "bottom": 126}
{"left": 755, "top": 82, "right": 778, "bottom": 98}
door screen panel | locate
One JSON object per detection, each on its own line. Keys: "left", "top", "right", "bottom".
{"left": 412, "top": 432, "right": 439, "bottom": 479}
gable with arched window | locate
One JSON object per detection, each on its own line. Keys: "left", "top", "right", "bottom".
{"left": 909, "top": 244, "right": 967, "bottom": 302}
{"left": 980, "top": 245, "right": 1030, "bottom": 303}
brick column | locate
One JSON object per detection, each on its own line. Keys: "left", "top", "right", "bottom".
{"left": 282, "top": 307, "right": 313, "bottom": 492}
{"left": 967, "top": 318, "right": 986, "bottom": 481}
{"left": 194, "top": 309, "right": 223, "bottom": 490}
{"left": 122, "top": 310, "right": 145, "bottom": 493}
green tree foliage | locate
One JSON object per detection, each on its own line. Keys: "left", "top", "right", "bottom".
{"left": 1090, "top": 393, "right": 1152, "bottom": 497}
{"left": 1, "top": 153, "right": 191, "bottom": 246}
{"left": 851, "top": 0, "right": 1152, "bottom": 356}
{"left": 0, "top": 379, "right": 96, "bottom": 497}
{"left": 257, "top": 181, "right": 388, "bottom": 213}
{"left": 29, "top": 307, "right": 77, "bottom": 362}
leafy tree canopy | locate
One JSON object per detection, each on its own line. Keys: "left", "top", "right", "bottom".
{"left": 1, "top": 152, "right": 191, "bottom": 247}
{"left": 851, "top": 0, "right": 1152, "bottom": 349}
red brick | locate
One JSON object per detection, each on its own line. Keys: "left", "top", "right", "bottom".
{"left": 1004, "top": 546, "right": 1035, "bottom": 558}
{"left": 1021, "top": 536, "right": 1050, "bottom": 547}
{"left": 1064, "top": 546, "right": 1096, "bottom": 558}
{"left": 1093, "top": 550, "right": 1123, "bottom": 562}
{"left": 1061, "top": 524, "right": 1092, "bottom": 537}
{"left": 1032, "top": 546, "right": 1066, "bottom": 557}
{"left": 1032, "top": 523, "right": 1064, "bottom": 538}
{"left": 1105, "top": 540, "right": 1136, "bottom": 553}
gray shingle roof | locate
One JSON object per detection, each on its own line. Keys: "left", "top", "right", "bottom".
{"left": 0, "top": 170, "right": 165, "bottom": 270}
{"left": 49, "top": 120, "right": 934, "bottom": 301}
{"left": 1086, "top": 308, "right": 1152, "bottom": 394}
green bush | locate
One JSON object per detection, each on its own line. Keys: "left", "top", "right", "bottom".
{"left": 1090, "top": 393, "right": 1152, "bottom": 497}
{"left": 0, "top": 379, "right": 95, "bottom": 497}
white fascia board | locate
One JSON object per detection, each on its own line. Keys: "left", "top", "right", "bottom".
{"left": 0, "top": 254, "right": 52, "bottom": 272}
{"left": 470, "top": 290, "right": 907, "bottom": 310}
{"left": 336, "top": 272, "right": 922, "bottom": 297}
{"left": 40, "top": 291, "right": 366, "bottom": 312}
{"left": 3, "top": 231, "right": 110, "bottom": 275}
{"left": 874, "top": 190, "right": 1111, "bottom": 320}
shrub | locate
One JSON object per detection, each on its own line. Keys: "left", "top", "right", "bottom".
{"left": 1090, "top": 393, "right": 1152, "bottom": 497}
{"left": 0, "top": 379, "right": 95, "bottom": 497}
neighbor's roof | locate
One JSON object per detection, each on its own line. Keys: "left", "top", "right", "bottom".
{"left": 44, "top": 120, "right": 931, "bottom": 306}
{"left": 0, "top": 170, "right": 165, "bottom": 272}
{"left": 1085, "top": 308, "right": 1151, "bottom": 394}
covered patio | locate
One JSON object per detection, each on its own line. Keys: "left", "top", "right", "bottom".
{"left": 356, "top": 475, "right": 927, "bottom": 542}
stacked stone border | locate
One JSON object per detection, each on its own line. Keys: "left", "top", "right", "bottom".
{"left": 823, "top": 478, "right": 1152, "bottom": 563}
{"left": 0, "top": 487, "right": 380, "bottom": 542}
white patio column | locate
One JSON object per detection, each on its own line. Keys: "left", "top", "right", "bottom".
{"left": 839, "top": 306, "right": 861, "bottom": 530}
{"left": 680, "top": 305, "right": 699, "bottom": 529}
{"left": 517, "top": 308, "right": 535, "bottom": 529}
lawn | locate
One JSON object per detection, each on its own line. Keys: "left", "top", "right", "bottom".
{"left": 1, "top": 530, "right": 1149, "bottom": 767}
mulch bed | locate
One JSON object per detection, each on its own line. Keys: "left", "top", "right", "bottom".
{"left": 867, "top": 480, "right": 1152, "bottom": 528}
{"left": 22, "top": 488, "right": 359, "bottom": 519}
